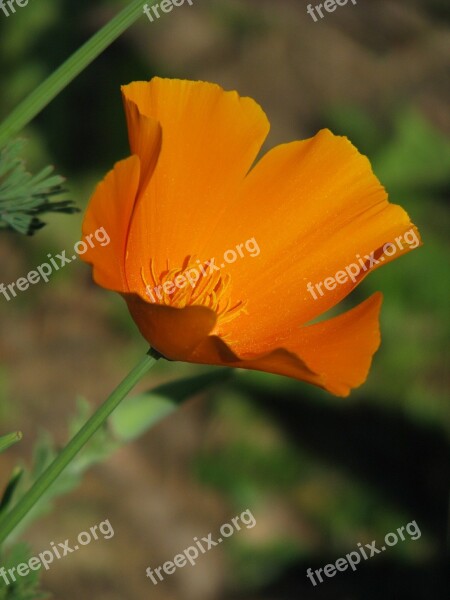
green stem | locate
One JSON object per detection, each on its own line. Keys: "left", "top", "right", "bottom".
{"left": 0, "top": 431, "right": 22, "bottom": 454}
{"left": 0, "top": 349, "right": 160, "bottom": 544}
{"left": 0, "top": 0, "right": 152, "bottom": 148}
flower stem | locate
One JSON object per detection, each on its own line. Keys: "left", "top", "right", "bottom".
{"left": 0, "top": 431, "right": 22, "bottom": 454}
{"left": 0, "top": 0, "right": 152, "bottom": 148}
{"left": 0, "top": 349, "right": 160, "bottom": 544}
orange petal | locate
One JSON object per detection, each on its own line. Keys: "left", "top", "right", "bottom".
{"left": 123, "top": 294, "right": 218, "bottom": 359}
{"left": 80, "top": 156, "right": 141, "bottom": 292}
{"left": 202, "top": 130, "right": 419, "bottom": 353}
{"left": 121, "top": 78, "right": 270, "bottom": 296}
{"left": 123, "top": 293, "right": 321, "bottom": 386}
{"left": 188, "top": 293, "right": 383, "bottom": 397}
{"left": 280, "top": 292, "right": 383, "bottom": 396}
{"left": 125, "top": 291, "right": 382, "bottom": 397}
{"left": 120, "top": 93, "right": 162, "bottom": 190}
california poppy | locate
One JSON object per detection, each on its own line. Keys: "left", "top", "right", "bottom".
{"left": 81, "top": 78, "right": 420, "bottom": 396}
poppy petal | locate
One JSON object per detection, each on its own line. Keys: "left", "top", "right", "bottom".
{"left": 120, "top": 93, "right": 162, "bottom": 190}
{"left": 188, "top": 292, "right": 383, "bottom": 397}
{"left": 123, "top": 294, "right": 218, "bottom": 359}
{"left": 121, "top": 78, "right": 270, "bottom": 296}
{"left": 202, "top": 130, "right": 419, "bottom": 352}
{"left": 81, "top": 156, "right": 141, "bottom": 292}
{"left": 123, "top": 291, "right": 382, "bottom": 397}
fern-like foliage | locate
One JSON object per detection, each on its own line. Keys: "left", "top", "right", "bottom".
{"left": 0, "top": 544, "right": 49, "bottom": 600}
{"left": 0, "top": 140, "right": 78, "bottom": 236}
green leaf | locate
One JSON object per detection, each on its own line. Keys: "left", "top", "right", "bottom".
{"left": 109, "top": 394, "right": 176, "bottom": 442}
{"left": 0, "top": 139, "right": 78, "bottom": 235}
{"left": 0, "top": 468, "right": 24, "bottom": 515}
{"left": 0, "top": 431, "right": 22, "bottom": 454}
{"left": 0, "top": 543, "right": 49, "bottom": 600}
{"left": 110, "top": 369, "right": 232, "bottom": 442}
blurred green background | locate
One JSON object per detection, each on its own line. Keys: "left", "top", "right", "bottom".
{"left": 0, "top": 0, "right": 449, "bottom": 598}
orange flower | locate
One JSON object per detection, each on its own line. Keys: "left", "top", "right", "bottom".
{"left": 81, "top": 78, "right": 421, "bottom": 396}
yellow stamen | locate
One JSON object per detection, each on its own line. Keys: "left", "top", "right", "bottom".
{"left": 141, "top": 256, "right": 247, "bottom": 335}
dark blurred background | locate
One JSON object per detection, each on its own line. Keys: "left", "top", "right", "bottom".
{"left": 0, "top": 0, "right": 449, "bottom": 598}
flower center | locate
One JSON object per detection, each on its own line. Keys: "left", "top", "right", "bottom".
{"left": 141, "top": 257, "right": 246, "bottom": 331}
